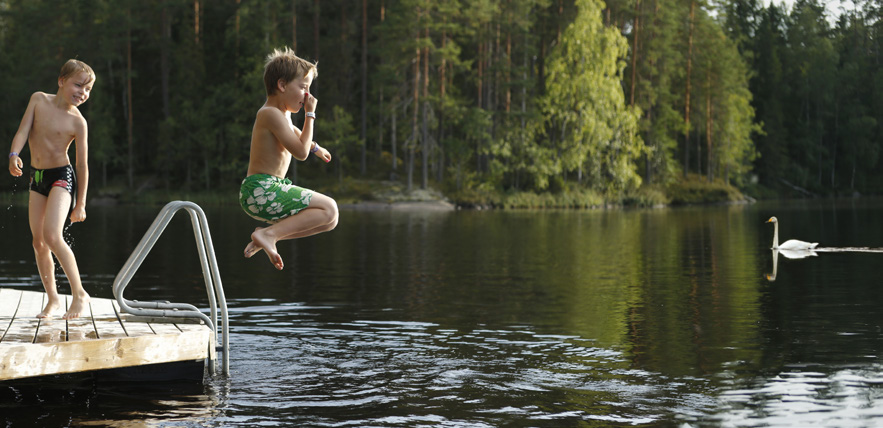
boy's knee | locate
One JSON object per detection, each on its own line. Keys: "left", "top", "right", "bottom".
{"left": 32, "top": 238, "right": 48, "bottom": 253}
{"left": 41, "top": 231, "right": 66, "bottom": 251}
{"left": 326, "top": 200, "right": 339, "bottom": 228}
{"left": 326, "top": 215, "right": 339, "bottom": 231}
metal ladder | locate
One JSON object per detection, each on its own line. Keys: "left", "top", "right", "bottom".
{"left": 112, "top": 201, "right": 230, "bottom": 376}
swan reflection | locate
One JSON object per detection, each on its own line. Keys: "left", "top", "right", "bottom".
{"left": 766, "top": 249, "right": 818, "bottom": 281}
{"left": 765, "top": 245, "right": 883, "bottom": 281}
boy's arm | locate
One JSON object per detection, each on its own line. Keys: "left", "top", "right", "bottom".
{"left": 70, "top": 117, "right": 89, "bottom": 223}
{"left": 8, "top": 93, "right": 39, "bottom": 177}
{"left": 264, "top": 110, "right": 315, "bottom": 161}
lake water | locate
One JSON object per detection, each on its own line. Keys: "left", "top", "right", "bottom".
{"left": 1, "top": 198, "right": 883, "bottom": 427}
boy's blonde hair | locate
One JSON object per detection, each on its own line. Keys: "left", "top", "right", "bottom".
{"left": 59, "top": 59, "right": 96, "bottom": 84}
{"left": 264, "top": 47, "right": 317, "bottom": 96}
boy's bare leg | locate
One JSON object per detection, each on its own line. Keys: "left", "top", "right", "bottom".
{"left": 247, "top": 193, "right": 338, "bottom": 269}
{"left": 29, "top": 192, "right": 62, "bottom": 318}
{"left": 41, "top": 188, "right": 90, "bottom": 320}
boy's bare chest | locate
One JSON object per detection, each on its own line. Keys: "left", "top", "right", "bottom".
{"left": 33, "top": 105, "right": 77, "bottom": 143}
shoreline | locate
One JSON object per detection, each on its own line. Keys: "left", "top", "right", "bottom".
{"left": 338, "top": 200, "right": 457, "bottom": 211}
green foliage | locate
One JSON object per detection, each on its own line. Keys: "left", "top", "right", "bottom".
{"left": 6, "top": 0, "right": 878, "bottom": 203}
{"left": 324, "top": 105, "right": 360, "bottom": 182}
{"left": 539, "top": 0, "right": 644, "bottom": 194}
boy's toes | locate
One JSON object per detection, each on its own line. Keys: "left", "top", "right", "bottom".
{"left": 270, "top": 253, "right": 284, "bottom": 270}
{"left": 244, "top": 241, "right": 262, "bottom": 258}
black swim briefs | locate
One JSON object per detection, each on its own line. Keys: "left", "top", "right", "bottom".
{"left": 29, "top": 165, "right": 77, "bottom": 203}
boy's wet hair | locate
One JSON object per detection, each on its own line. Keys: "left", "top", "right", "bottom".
{"left": 59, "top": 59, "right": 96, "bottom": 84}
{"left": 264, "top": 47, "right": 317, "bottom": 96}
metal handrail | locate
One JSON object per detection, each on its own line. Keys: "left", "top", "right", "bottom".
{"left": 112, "top": 201, "right": 230, "bottom": 376}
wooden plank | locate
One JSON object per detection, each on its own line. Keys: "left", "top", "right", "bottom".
{"left": 0, "top": 289, "right": 216, "bottom": 381}
{"left": 177, "top": 323, "right": 217, "bottom": 362}
{"left": 34, "top": 316, "right": 66, "bottom": 344}
{"left": 0, "top": 329, "right": 213, "bottom": 381}
{"left": 0, "top": 290, "right": 44, "bottom": 344}
{"left": 90, "top": 297, "right": 127, "bottom": 340}
{"left": 116, "top": 301, "right": 163, "bottom": 339}
{"left": 18, "top": 290, "right": 46, "bottom": 318}
{"left": 64, "top": 293, "right": 95, "bottom": 342}
{"left": 0, "top": 289, "right": 22, "bottom": 340}
{"left": 0, "top": 289, "right": 22, "bottom": 317}
{"left": 150, "top": 322, "right": 182, "bottom": 335}
{"left": 119, "top": 314, "right": 156, "bottom": 338}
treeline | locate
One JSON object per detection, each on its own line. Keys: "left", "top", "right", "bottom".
{"left": 724, "top": 0, "right": 883, "bottom": 194}
{"left": 0, "top": 0, "right": 878, "bottom": 199}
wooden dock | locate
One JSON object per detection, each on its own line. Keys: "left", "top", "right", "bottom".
{"left": 0, "top": 288, "right": 215, "bottom": 382}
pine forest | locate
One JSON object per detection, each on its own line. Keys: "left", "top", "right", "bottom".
{"left": 1, "top": 0, "right": 881, "bottom": 206}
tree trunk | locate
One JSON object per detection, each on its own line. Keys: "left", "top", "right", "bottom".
{"left": 706, "top": 68, "right": 713, "bottom": 183}
{"left": 831, "top": 99, "right": 838, "bottom": 187}
{"left": 291, "top": 0, "right": 297, "bottom": 52}
{"left": 289, "top": 1, "right": 299, "bottom": 183}
{"left": 391, "top": 107, "right": 397, "bottom": 176}
{"left": 235, "top": 0, "right": 241, "bottom": 59}
{"left": 421, "top": 25, "right": 430, "bottom": 189}
{"left": 438, "top": 23, "right": 448, "bottom": 184}
{"left": 378, "top": 1, "right": 386, "bottom": 160}
{"left": 409, "top": 40, "right": 419, "bottom": 192}
{"left": 360, "top": 0, "right": 368, "bottom": 175}
{"left": 161, "top": 7, "right": 171, "bottom": 120}
{"left": 557, "top": 0, "right": 563, "bottom": 43}
{"left": 478, "top": 37, "right": 484, "bottom": 108}
{"left": 505, "top": 12, "right": 511, "bottom": 113}
{"left": 683, "top": 0, "right": 695, "bottom": 178}
{"left": 538, "top": 16, "right": 546, "bottom": 96}
{"left": 313, "top": 0, "right": 319, "bottom": 61}
{"left": 696, "top": 121, "right": 701, "bottom": 176}
{"left": 630, "top": 0, "right": 640, "bottom": 106}
{"left": 194, "top": 0, "right": 200, "bottom": 45}
{"left": 126, "top": 12, "right": 134, "bottom": 189}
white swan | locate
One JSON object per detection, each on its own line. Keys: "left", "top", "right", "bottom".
{"left": 766, "top": 216, "right": 819, "bottom": 250}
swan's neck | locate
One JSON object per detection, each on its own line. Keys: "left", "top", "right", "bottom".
{"left": 772, "top": 222, "right": 779, "bottom": 248}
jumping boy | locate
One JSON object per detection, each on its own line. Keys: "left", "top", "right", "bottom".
{"left": 240, "top": 47, "right": 338, "bottom": 270}
{"left": 8, "top": 59, "right": 94, "bottom": 319}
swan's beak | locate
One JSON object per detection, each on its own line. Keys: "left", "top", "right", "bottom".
{"left": 766, "top": 218, "right": 774, "bottom": 223}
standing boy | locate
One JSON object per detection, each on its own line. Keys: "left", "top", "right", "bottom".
{"left": 240, "top": 47, "right": 338, "bottom": 270}
{"left": 8, "top": 59, "right": 94, "bottom": 319}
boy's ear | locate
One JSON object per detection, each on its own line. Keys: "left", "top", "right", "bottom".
{"left": 58, "top": 77, "right": 65, "bottom": 88}
{"left": 277, "top": 79, "right": 287, "bottom": 93}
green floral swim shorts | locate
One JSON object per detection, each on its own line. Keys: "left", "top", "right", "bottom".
{"left": 239, "top": 174, "right": 314, "bottom": 224}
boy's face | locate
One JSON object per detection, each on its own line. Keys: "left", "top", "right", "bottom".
{"left": 280, "top": 72, "right": 314, "bottom": 113}
{"left": 58, "top": 71, "right": 94, "bottom": 107}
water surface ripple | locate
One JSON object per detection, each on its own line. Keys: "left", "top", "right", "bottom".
{"left": 1, "top": 199, "right": 883, "bottom": 427}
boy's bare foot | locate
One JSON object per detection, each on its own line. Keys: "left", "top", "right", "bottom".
{"left": 37, "top": 298, "right": 62, "bottom": 318}
{"left": 251, "top": 228, "right": 284, "bottom": 270}
{"left": 244, "top": 228, "right": 265, "bottom": 258}
{"left": 63, "top": 292, "right": 91, "bottom": 320}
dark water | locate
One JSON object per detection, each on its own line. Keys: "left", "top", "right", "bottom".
{"left": 2, "top": 198, "right": 883, "bottom": 427}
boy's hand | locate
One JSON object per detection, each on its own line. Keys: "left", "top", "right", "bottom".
{"left": 316, "top": 145, "right": 332, "bottom": 163}
{"left": 8, "top": 155, "right": 22, "bottom": 177}
{"left": 304, "top": 92, "right": 318, "bottom": 113}
{"left": 70, "top": 205, "right": 86, "bottom": 223}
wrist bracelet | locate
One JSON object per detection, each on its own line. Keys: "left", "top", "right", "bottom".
{"left": 9, "top": 152, "right": 18, "bottom": 158}
{"left": 305, "top": 112, "right": 316, "bottom": 119}
{"left": 311, "top": 143, "right": 320, "bottom": 153}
